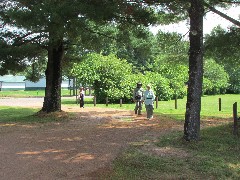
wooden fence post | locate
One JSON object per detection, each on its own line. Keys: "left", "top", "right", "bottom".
{"left": 155, "top": 96, "right": 158, "bottom": 109}
{"left": 219, "top": 98, "right": 222, "bottom": 111}
{"left": 76, "top": 93, "right": 78, "bottom": 104}
{"left": 233, "top": 102, "right": 238, "bottom": 135}
{"left": 120, "top": 99, "right": 122, "bottom": 107}
{"left": 175, "top": 96, "right": 177, "bottom": 109}
{"left": 106, "top": 97, "right": 108, "bottom": 106}
{"left": 94, "top": 96, "right": 96, "bottom": 106}
{"left": 88, "top": 87, "right": 91, "bottom": 96}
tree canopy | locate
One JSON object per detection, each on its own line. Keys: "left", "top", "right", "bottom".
{"left": 0, "top": 0, "right": 163, "bottom": 112}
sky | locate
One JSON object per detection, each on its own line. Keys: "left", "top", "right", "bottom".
{"left": 150, "top": 5, "right": 240, "bottom": 36}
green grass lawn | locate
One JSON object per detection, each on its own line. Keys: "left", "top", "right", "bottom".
{"left": 2, "top": 90, "right": 238, "bottom": 119}
{"left": 155, "top": 94, "right": 238, "bottom": 120}
{"left": 0, "top": 89, "right": 93, "bottom": 97}
{"left": 0, "top": 90, "right": 44, "bottom": 97}
{"left": 0, "top": 106, "right": 39, "bottom": 123}
{"left": 0, "top": 106, "right": 70, "bottom": 123}
{"left": 0, "top": 89, "right": 74, "bottom": 97}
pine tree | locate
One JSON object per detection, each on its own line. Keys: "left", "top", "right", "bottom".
{"left": 0, "top": 0, "right": 159, "bottom": 112}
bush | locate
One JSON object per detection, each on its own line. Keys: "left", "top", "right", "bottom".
{"left": 72, "top": 53, "right": 134, "bottom": 103}
{"left": 203, "top": 59, "right": 229, "bottom": 95}
{"left": 225, "top": 66, "right": 240, "bottom": 94}
{"left": 143, "top": 72, "right": 173, "bottom": 101}
{"left": 71, "top": 53, "right": 189, "bottom": 103}
{"left": 152, "top": 55, "right": 188, "bottom": 99}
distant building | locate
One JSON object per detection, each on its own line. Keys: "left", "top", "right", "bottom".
{"left": 25, "top": 78, "right": 46, "bottom": 90}
{"left": 0, "top": 75, "right": 73, "bottom": 91}
{"left": 25, "top": 78, "right": 73, "bottom": 90}
{"left": 0, "top": 75, "right": 25, "bottom": 91}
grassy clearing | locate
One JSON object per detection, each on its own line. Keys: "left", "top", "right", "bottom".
{"left": 0, "top": 106, "right": 69, "bottom": 123}
{"left": 62, "top": 97, "right": 94, "bottom": 105}
{"left": 0, "top": 89, "right": 72, "bottom": 97}
{"left": 154, "top": 94, "right": 238, "bottom": 120}
{"left": 3, "top": 90, "right": 238, "bottom": 119}
{"left": 110, "top": 124, "right": 240, "bottom": 179}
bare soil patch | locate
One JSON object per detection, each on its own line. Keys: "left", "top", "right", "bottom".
{"left": 0, "top": 98, "right": 181, "bottom": 180}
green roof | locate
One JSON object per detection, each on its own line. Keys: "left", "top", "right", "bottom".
{"left": 0, "top": 75, "right": 26, "bottom": 82}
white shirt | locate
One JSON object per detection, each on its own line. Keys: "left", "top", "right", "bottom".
{"left": 143, "top": 89, "right": 155, "bottom": 105}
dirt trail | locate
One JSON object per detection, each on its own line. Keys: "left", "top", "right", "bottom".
{"left": 0, "top": 98, "right": 180, "bottom": 180}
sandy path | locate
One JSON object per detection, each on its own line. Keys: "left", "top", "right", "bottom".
{"left": 0, "top": 98, "right": 178, "bottom": 180}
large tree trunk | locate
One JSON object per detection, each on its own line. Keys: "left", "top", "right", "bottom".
{"left": 41, "top": 39, "right": 64, "bottom": 113}
{"left": 184, "top": 0, "right": 204, "bottom": 141}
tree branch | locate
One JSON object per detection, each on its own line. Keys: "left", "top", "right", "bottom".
{"left": 204, "top": 2, "right": 240, "bottom": 27}
{"left": 12, "top": 33, "right": 48, "bottom": 49}
{"left": 218, "top": 0, "right": 240, "bottom": 4}
{"left": 81, "top": 26, "right": 117, "bottom": 40}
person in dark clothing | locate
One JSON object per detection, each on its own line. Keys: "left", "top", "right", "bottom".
{"left": 133, "top": 82, "right": 144, "bottom": 115}
{"left": 78, "top": 87, "right": 85, "bottom": 108}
